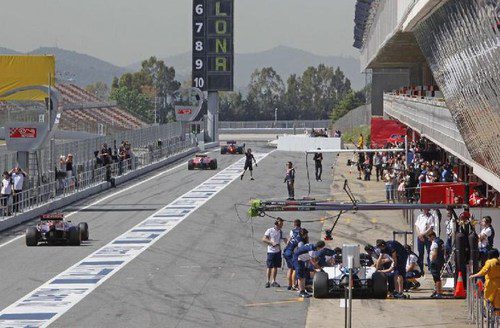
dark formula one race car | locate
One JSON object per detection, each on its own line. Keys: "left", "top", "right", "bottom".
{"left": 25, "top": 213, "right": 89, "bottom": 246}
{"left": 313, "top": 252, "right": 388, "bottom": 299}
{"left": 220, "top": 141, "right": 245, "bottom": 154}
{"left": 188, "top": 154, "right": 217, "bottom": 170}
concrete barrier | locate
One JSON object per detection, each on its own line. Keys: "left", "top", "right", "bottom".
{"left": 277, "top": 135, "right": 342, "bottom": 152}
{"left": 0, "top": 144, "right": 219, "bottom": 232}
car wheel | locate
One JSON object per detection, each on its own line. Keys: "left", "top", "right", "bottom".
{"left": 188, "top": 160, "right": 194, "bottom": 170}
{"left": 372, "top": 271, "right": 388, "bottom": 299}
{"left": 221, "top": 147, "right": 226, "bottom": 154}
{"left": 26, "top": 227, "right": 39, "bottom": 246}
{"left": 68, "top": 226, "right": 81, "bottom": 246}
{"left": 210, "top": 159, "right": 217, "bottom": 170}
{"left": 79, "top": 222, "right": 89, "bottom": 241}
{"left": 313, "top": 271, "right": 330, "bottom": 298}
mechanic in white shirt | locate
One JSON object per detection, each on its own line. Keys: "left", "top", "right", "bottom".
{"left": 10, "top": 166, "right": 27, "bottom": 213}
{"left": 479, "top": 216, "right": 495, "bottom": 263}
{"left": 404, "top": 245, "right": 421, "bottom": 290}
{"left": 262, "top": 218, "right": 287, "bottom": 288}
{"left": 415, "top": 208, "right": 436, "bottom": 271}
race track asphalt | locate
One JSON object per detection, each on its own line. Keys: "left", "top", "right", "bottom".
{"left": 0, "top": 144, "right": 331, "bottom": 328}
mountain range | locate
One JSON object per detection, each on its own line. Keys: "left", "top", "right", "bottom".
{"left": 0, "top": 46, "right": 363, "bottom": 91}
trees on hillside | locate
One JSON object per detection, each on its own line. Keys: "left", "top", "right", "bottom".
{"left": 110, "top": 57, "right": 180, "bottom": 123}
{"left": 220, "top": 65, "right": 362, "bottom": 121}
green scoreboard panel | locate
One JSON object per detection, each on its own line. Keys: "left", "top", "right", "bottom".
{"left": 192, "top": 0, "right": 234, "bottom": 92}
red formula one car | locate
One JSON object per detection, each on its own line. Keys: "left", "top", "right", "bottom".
{"left": 220, "top": 141, "right": 245, "bottom": 155}
{"left": 188, "top": 154, "right": 217, "bottom": 170}
{"left": 26, "top": 213, "right": 89, "bottom": 246}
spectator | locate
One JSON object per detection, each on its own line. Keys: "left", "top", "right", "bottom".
{"left": 383, "top": 169, "right": 396, "bottom": 203}
{"left": 262, "top": 218, "right": 287, "bottom": 288}
{"left": 479, "top": 216, "right": 495, "bottom": 264}
{"left": 469, "top": 189, "right": 487, "bottom": 207}
{"left": 357, "top": 133, "right": 364, "bottom": 149}
{"left": 1, "top": 171, "right": 12, "bottom": 216}
{"left": 57, "top": 155, "right": 67, "bottom": 191}
{"left": 373, "top": 152, "right": 382, "bottom": 182}
{"left": 469, "top": 249, "right": 500, "bottom": 311}
{"left": 415, "top": 208, "right": 436, "bottom": 270}
{"left": 100, "top": 143, "right": 111, "bottom": 165}
{"left": 428, "top": 231, "right": 445, "bottom": 298}
{"left": 66, "top": 153, "right": 74, "bottom": 189}
{"left": 363, "top": 156, "right": 371, "bottom": 181}
{"left": 357, "top": 152, "right": 365, "bottom": 180}
{"left": 284, "top": 161, "right": 295, "bottom": 200}
{"left": 10, "top": 166, "right": 27, "bottom": 213}
{"left": 313, "top": 148, "right": 323, "bottom": 181}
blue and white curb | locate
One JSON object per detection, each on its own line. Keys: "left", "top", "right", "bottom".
{"left": 0, "top": 153, "right": 270, "bottom": 328}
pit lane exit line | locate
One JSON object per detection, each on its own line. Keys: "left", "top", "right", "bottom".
{"left": 0, "top": 151, "right": 272, "bottom": 328}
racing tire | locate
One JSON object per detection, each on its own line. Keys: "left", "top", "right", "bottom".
{"left": 188, "top": 160, "right": 194, "bottom": 170}
{"left": 372, "top": 271, "right": 388, "bottom": 299}
{"left": 79, "top": 222, "right": 89, "bottom": 241}
{"left": 313, "top": 271, "right": 330, "bottom": 298}
{"left": 210, "top": 159, "right": 217, "bottom": 170}
{"left": 68, "top": 226, "right": 81, "bottom": 246}
{"left": 25, "top": 227, "right": 39, "bottom": 246}
{"left": 220, "top": 147, "right": 227, "bottom": 155}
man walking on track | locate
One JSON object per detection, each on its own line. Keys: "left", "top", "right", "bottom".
{"left": 284, "top": 162, "right": 296, "bottom": 200}
{"left": 313, "top": 148, "right": 323, "bottom": 181}
{"left": 241, "top": 148, "right": 257, "bottom": 180}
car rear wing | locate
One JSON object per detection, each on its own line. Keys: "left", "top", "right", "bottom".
{"left": 41, "top": 213, "right": 64, "bottom": 220}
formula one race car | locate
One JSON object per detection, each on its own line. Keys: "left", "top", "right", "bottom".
{"left": 25, "top": 213, "right": 89, "bottom": 246}
{"left": 188, "top": 154, "right": 217, "bottom": 170}
{"left": 313, "top": 252, "right": 388, "bottom": 299}
{"left": 220, "top": 141, "right": 245, "bottom": 154}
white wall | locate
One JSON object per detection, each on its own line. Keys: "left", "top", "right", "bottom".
{"left": 277, "top": 135, "right": 342, "bottom": 152}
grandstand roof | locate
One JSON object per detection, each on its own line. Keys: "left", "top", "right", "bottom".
{"left": 55, "top": 84, "right": 147, "bottom": 133}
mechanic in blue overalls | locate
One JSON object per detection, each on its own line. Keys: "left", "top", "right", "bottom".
{"left": 376, "top": 239, "right": 408, "bottom": 299}
{"left": 284, "top": 227, "right": 308, "bottom": 290}
{"left": 293, "top": 241, "right": 326, "bottom": 298}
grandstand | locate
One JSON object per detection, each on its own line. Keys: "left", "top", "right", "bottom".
{"left": 55, "top": 84, "right": 147, "bottom": 134}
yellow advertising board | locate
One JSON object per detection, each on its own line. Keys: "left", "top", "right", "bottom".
{"left": 0, "top": 55, "right": 55, "bottom": 101}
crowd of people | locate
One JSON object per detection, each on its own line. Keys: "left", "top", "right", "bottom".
{"left": 261, "top": 208, "right": 497, "bottom": 300}
{"left": 353, "top": 139, "right": 494, "bottom": 206}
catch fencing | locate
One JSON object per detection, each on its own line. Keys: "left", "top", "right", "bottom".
{"left": 331, "top": 104, "right": 371, "bottom": 132}
{"left": 0, "top": 136, "right": 194, "bottom": 220}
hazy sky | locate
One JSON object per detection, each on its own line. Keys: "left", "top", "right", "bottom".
{"left": 0, "top": 0, "right": 358, "bottom": 67}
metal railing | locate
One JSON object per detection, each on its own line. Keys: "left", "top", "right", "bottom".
{"left": 0, "top": 122, "right": 188, "bottom": 186}
{"left": 467, "top": 263, "right": 499, "bottom": 327}
{"left": 219, "top": 120, "right": 331, "bottom": 130}
{"left": 0, "top": 137, "right": 194, "bottom": 219}
{"left": 383, "top": 93, "right": 472, "bottom": 162}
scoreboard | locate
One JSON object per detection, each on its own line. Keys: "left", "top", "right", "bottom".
{"left": 192, "top": 0, "right": 234, "bottom": 92}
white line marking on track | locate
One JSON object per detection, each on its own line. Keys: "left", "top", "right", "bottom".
{"left": 0, "top": 151, "right": 215, "bottom": 249}
{"left": 0, "top": 151, "right": 273, "bottom": 328}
